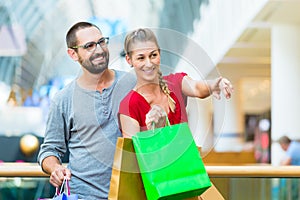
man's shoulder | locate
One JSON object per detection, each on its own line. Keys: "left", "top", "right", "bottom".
{"left": 115, "top": 69, "right": 136, "bottom": 80}
{"left": 51, "top": 80, "right": 76, "bottom": 102}
{"left": 287, "top": 141, "right": 300, "bottom": 156}
{"left": 291, "top": 141, "right": 300, "bottom": 148}
{"left": 114, "top": 69, "right": 136, "bottom": 89}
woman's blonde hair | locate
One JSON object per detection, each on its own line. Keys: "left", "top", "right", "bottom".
{"left": 124, "top": 28, "right": 159, "bottom": 55}
{"left": 124, "top": 28, "right": 175, "bottom": 112}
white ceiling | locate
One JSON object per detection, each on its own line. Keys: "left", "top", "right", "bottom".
{"left": 216, "top": 0, "right": 300, "bottom": 114}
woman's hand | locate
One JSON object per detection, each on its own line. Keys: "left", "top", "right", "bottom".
{"left": 211, "top": 77, "right": 234, "bottom": 100}
{"left": 145, "top": 105, "right": 166, "bottom": 130}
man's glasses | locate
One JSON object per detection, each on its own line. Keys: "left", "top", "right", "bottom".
{"left": 71, "top": 37, "right": 109, "bottom": 52}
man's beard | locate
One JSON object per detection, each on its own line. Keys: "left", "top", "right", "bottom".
{"left": 79, "top": 52, "right": 109, "bottom": 74}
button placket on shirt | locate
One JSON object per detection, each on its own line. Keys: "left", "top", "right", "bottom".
{"left": 100, "top": 89, "right": 109, "bottom": 116}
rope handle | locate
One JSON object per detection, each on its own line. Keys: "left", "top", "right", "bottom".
{"left": 151, "top": 113, "right": 170, "bottom": 131}
{"left": 55, "top": 177, "right": 70, "bottom": 196}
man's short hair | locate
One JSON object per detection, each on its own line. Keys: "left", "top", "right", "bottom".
{"left": 278, "top": 135, "right": 291, "bottom": 145}
{"left": 66, "top": 22, "right": 101, "bottom": 48}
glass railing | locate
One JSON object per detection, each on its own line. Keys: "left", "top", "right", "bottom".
{"left": 0, "top": 177, "right": 54, "bottom": 200}
{"left": 207, "top": 165, "right": 300, "bottom": 200}
{"left": 211, "top": 177, "right": 300, "bottom": 200}
{"left": 0, "top": 162, "right": 53, "bottom": 199}
{"left": 1, "top": 163, "right": 300, "bottom": 200}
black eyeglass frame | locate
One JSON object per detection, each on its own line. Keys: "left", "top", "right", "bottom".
{"left": 71, "top": 37, "right": 109, "bottom": 52}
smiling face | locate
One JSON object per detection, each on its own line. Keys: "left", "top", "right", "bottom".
{"left": 69, "top": 26, "right": 110, "bottom": 74}
{"left": 126, "top": 41, "right": 160, "bottom": 85}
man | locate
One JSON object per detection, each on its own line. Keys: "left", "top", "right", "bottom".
{"left": 37, "top": 22, "right": 136, "bottom": 199}
{"left": 278, "top": 135, "right": 300, "bottom": 165}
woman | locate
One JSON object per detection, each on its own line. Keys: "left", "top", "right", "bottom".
{"left": 119, "top": 28, "right": 233, "bottom": 138}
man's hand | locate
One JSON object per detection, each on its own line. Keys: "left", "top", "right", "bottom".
{"left": 42, "top": 156, "right": 72, "bottom": 188}
{"left": 50, "top": 164, "right": 71, "bottom": 188}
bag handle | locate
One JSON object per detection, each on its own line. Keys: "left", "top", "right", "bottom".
{"left": 55, "top": 177, "right": 71, "bottom": 196}
{"left": 151, "top": 113, "right": 170, "bottom": 131}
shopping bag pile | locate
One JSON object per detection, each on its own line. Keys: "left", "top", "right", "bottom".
{"left": 109, "top": 120, "right": 212, "bottom": 200}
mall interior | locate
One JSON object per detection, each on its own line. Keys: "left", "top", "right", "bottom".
{"left": 0, "top": 0, "right": 300, "bottom": 199}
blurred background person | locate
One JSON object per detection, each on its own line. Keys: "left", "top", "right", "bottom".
{"left": 278, "top": 135, "right": 300, "bottom": 166}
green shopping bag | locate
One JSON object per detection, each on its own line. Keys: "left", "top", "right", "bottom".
{"left": 132, "top": 122, "right": 211, "bottom": 200}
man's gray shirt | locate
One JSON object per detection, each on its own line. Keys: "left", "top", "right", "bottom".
{"left": 38, "top": 70, "right": 136, "bottom": 199}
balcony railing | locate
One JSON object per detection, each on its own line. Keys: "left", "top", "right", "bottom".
{"left": 1, "top": 162, "right": 300, "bottom": 200}
{"left": 1, "top": 162, "right": 300, "bottom": 178}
